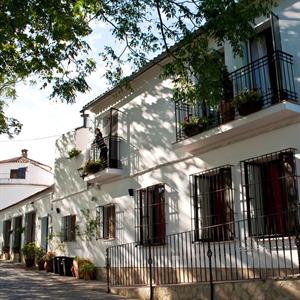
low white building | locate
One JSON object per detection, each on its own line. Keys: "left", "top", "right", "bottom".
{"left": 0, "top": 185, "right": 53, "bottom": 261}
{"left": 0, "top": 149, "right": 53, "bottom": 209}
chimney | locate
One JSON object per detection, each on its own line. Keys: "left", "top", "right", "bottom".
{"left": 81, "top": 112, "right": 89, "bottom": 128}
{"left": 21, "top": 149, "right": 28, "bottom": 158}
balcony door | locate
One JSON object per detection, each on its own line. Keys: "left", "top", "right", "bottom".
{"left": 109, "top": 108, "right": 119, "bottom": 168}
{"left": 249, "top": 13, "right": 282, "bottom": 104}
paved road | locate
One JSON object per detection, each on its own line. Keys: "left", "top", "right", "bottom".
{"left": 0, "top": 261, "right": 132, "bottom": 300}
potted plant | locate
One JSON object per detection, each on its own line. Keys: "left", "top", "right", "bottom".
{"left": 22, "top": 242, "right": 37, "bottom": 267}
{"left": 43, "top": 251, "right": 56, "bottom": 272}
{"left": 181, "top": 115, "right": 211, "bottom": 137}
{"left": 79, "top": 261, "right": 96, "bottom": 280}
{"left": 72, "top": 257, "right": 93, "bottom": 279}
{"left": 83, "top": 159, "right": 104, "bottom": 175}
{"left": 220, "top": 101, "right": 235, "bottom": 123}
{"left": 233, "top": 89, "right": 262, "bottom": 116}
{"left": 35, "top": 246, "right": 46, "bottom": 270}
{"left": 68, "top": 148, "right": 81, "bottom": 159}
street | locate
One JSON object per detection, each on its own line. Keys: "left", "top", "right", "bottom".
{"left": 0, "top": 262, "right": 131, "bottom": 300}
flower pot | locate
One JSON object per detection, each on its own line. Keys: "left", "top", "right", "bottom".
{"left": 238, "top": 100, "right": 263, "bottom": 116}
{"left": 183, "top": 124, "right": 204, "bottom": 137}
{"left": 25, "top": 258, "right": 35, "bottom": 268}
{"left": 44, "top": 260, "right": 54, "bottom": 272}
{"left": 83, "top": 272, "right": 93, "bottom": 281}
{"left": 38, "top": 259, "right": 45, "bottom": 270}
{"left": 220, "top": 101, "right": 235, "bottom": 123}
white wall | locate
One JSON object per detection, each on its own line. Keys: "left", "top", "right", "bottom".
{"left": 0, "top": 188, "right": 52, "bottom": 254}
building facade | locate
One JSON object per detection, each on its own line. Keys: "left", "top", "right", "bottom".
{"left": 0, "top": 149, "right": 53, "bottom": 209}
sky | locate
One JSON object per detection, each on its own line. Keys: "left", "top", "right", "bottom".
{"left": 0, "top": 23, "right": 113, "bottom": 168}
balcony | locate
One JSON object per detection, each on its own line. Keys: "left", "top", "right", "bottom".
{"left": 82, "top": 135, "right": 126, "bottom": 184}
{"left": 174, "top": 51, "right": 299, "bottom": 153}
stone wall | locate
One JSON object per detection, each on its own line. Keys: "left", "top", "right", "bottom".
{"left": 110, "top": 279, "right": 300, "bottom": 300}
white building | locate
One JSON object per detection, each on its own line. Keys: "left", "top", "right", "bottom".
{"left": 0, "top": 185, "right": 53, "bottom": 261}
{"left": 0, "top": 149, "right": 53, "bottom": 209}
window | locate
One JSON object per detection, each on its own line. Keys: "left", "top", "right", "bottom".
{"left": 242, "top": 148, "right": 299, "bottom": 237}
{"left": 136, "top": 184, "right": 166, "bottom": 245}
{"left": 3, "top": 219, "right": 11, "bottom": 252}
{"left": 24, "top": 211, "right": 36, "bottom": 244}
{"left": 97, "top": 205, "right": 116, "bottom": 239}
{"left": 61, "top": 215, "right": 76, "bottom": 242}
{"left": 10, "top": 167, "right": 26, "bottom": 179}
{"left": 12, "top": 216, "right": 22, "bottom": 253}
{"left": 191, "top": 166, "right": 234, "bottom": 241}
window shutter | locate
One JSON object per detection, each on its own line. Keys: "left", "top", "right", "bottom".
{"left": 31, "top": 212, "right": 36, "bottom": 243}
{"left": 41, "top": 216, "right": 49, "bottom": 251}
{"left": 25, "top": 213, "right": 30, "bottom": 244}
{"left": 108, "top": 205, "right": 116, "bottom": 239}
{"left": 3, "top": 220, "right": 11, "bottom": 249}
{"left": 69, "top": 215, "right": 76, "bottom": 241}
{"left": 97, "top": 206, "right": 104, "bottom": 239}
{"left": 280, "top": 152, "right": 299, "bottom": 233}
{"left": 103, "top": 207, "right": 108, "bottom": 239}
{"left": 270, "top": 12, "right": 282, "bottom": 52}
{"left": 18, "top": 167, "right": 26, "bottom": 179}
{"left": 61, "top": 216, "right": 66, "bottom": 241}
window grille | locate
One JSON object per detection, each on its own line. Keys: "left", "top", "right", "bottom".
{"left": 241, "top": 148, "right": 300, "bottom": 237}
{"left": 135, "top": 184, "right": 166, "bottom": 245}
{"left": 190, "top": 165, "right": 234, "bottom": 241}
{"left": 61, "top": 215, "right": 76, "bottom": 242}
{"left": 96, "top": 204, "right": 116, "bottom": 239}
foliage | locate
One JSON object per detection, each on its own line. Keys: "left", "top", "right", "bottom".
{"left": 79, "top": 261, "right": 96, "bottom": 274}
{"left": 35, "top": 246, "right": 46, "bottom": 262}
{"left": 232, "top": 89, "right": 261, "bottom": 109}
{"left": 181, "top": 115, "right": 211, "bottom": 130}
{"left": 68, "top": 148, "right": 81, "bottom": 159}
{"left": 22, "top": 242, "right": 37, "bottom": 259}
{"left": 0, "top": 100, "right": 22, "bottom": 137}
{"left": 0, "top": 0, "right": 275, "bottom": 135}
{"left": 83, "top": 159, "right": 104, "bottom": 175}
{"left": 43, "top": 251, "right": 56, "bottom": 262}
{"left": 80, "top": 209, "right": 99, "bottom": 241}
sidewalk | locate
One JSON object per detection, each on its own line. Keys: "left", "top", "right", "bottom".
{"left": 0, "top": 261, "right": 135, "bottom": 300}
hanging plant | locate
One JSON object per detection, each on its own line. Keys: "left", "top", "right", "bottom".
{"left": 68, "top": 148, "right": 81, "bottom": 159}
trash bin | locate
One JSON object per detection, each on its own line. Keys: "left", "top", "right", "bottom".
{"left": 58, "top": 256, "right": 66, "bottom": 276}
{"left": 53, "top": 256, "right": 66, "bottom": 275}
{"left": 53, "top": 257, "right": 60, "bottom": 274}
{"left": 62, "top": 257, "right": 74, "bottom": 276}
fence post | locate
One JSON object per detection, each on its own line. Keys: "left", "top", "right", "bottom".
{"left": 207, "top": 241, "right": 214, "bottom": 300}
{"left": 106, "top": 248, "right": 110, "bottom": 294}
{"left": 148, "top": 240, "right": 153, "bottom": 300}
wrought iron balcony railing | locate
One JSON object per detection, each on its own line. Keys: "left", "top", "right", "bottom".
{"left": 175, "top": 50, "right": 297, "bottom": 142}
{"left": 90, "top": 135, "right": 123, "bottom": 170}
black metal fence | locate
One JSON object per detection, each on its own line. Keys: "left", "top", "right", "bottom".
{"left": 175, "top": 50, "right": 297, "bottom": 142}
{"left": 107, "top": 211, "right": 300, "bottom": 291}
{"left": 90, "top": 135, "right": 124, "bottom": 169}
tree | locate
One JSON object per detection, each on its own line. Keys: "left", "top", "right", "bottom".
{"left": 0, "top": 0, "right": 275, "bottom": 136}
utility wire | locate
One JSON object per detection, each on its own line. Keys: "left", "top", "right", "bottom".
{"left": 0, "top": 134, "right": 61, "bottom": 143}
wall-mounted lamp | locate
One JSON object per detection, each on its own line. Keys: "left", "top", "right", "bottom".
{"left": 128, "top": 189, "right": 134, "bottom": 197}
{"left": 56, "top": 207, "right": 61, "bottom": 214}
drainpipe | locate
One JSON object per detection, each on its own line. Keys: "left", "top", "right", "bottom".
{"left": 106, "top": 248, "right": 110, "bottom": 294}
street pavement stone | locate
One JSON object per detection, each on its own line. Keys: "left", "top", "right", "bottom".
{"left": 0, "top": 261, "right": 134, "bottom": 300}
